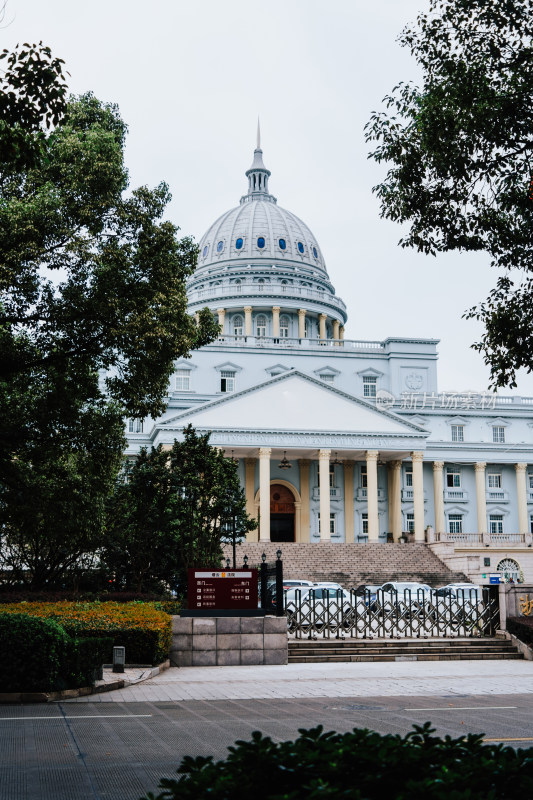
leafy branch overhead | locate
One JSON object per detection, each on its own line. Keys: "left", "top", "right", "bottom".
{"left": 365, "top": 0, "right": 533, "bottom": 388}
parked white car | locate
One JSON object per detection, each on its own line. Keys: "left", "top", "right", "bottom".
{"left": 285, "top": 584, "right": 366, "bottom": 632}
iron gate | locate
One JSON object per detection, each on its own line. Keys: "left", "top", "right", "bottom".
{"left": 285, "top": 587, "right": 499, "bottom": 639}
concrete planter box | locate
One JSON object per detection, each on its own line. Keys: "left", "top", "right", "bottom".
{"left": 170, "top": 615, "right": 288, "bottom": 667}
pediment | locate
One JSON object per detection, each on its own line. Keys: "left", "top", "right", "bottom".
{"left": 162, "top": 371, "right": 426, "bottom": 438}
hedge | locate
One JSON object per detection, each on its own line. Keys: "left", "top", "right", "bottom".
{"left": 0, "top": 601, "right": 172, "bottom": 665}
{"left": 0, "top": 614, "right": 112, "bottom": 692}
{"left": 141, "top": 724, "right": 533, "bottom": 800}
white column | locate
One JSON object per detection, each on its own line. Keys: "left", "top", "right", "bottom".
{"left": 259, "top": 448, "right": 271, "bottom": 542}
{"left": 298, "top": 309, "right": 306, "bottom": 338}
{"left": 272, "top": 306, "right": 280, "bottom": 338}
{"left": 411, "top": 451, "right": 425, "bottom": 541}
{"left": 244, "top": 306, "right": 252, "bottom": 336}
{"left": 319, "top": 449, "right": 331, "bottom": 541}
{"left": 339, "top": 326, "right": 344, "bottom": 340}
{"left": 299, "top": 459, "right": 311, "bottom": 541}
{"left": 319, "top": 313, "right": 327, "bottom": 340}
{"left": 389, "top": 460, "right": 402, "bottom": 541}
{"left": 366, "top": 450, "right": 379, "bottom": 542}
{"left": 217, "top": 308, "right": 225, "bottom": 333}
{"left": 332, "top": 319, "right": 340, "bottom": 340}
{"left": 474, "top": 462, "right": 487, "bottom": 534}
{"left": 432, "top": 461, "right": 445, "bottom": 534}
{"left": 516, "top": 463, "right": 528, "bottom": 536}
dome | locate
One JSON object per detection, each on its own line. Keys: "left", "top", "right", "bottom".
{"left": 193, "top": 135, "right": 330, "bottom": 282}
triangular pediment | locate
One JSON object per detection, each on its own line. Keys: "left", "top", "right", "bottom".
{"left": 161, "top": 371, "right": 426, "bottom": 438}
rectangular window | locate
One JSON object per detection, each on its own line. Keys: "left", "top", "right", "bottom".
{"left": 448, "top": 514, "right": 463, "bottom": 534}
{"left": 220, "top": 370, "right": 235, "bottom": 393}
{"left": 406, "top": 513, "right": 415, "bottom": 533}
{"left": 128, "top": 418, "right": 143, "bottom": 434}
{"left": 363, "top": 376, "right": 377, "bottom": 398}
{"left": 361, "top": 464, "right": 367, "bottom": 488}
{"left": 451, "top": 425, "right": 464, "bottom": 442}
{"left": 320, "top": 374, "right": 334, "bottom": 384}
{"left": 529, "top": 475, "right": 533, "bottom": 490}
{"left": 488, "top": 473, "right": 502, "bottom": 489}
{"left": 405, "top": 469, "right": 413, "bottom": 487}
{"left": 318, "top": 513, "right": 336, "bottom": 535}
{"left": 329, "top": 463, "right": 335, "bottom": 488}
{"left": 446, "top": 469, "right": 461, "bottom": 488}
{"left": 362, "top": 513, "right": 368, "bottom": 534}
{"left": 175, "top": 369, "right": 191, "bottom": 391}
{"left": 489, "top": 514, "right": 504, "bottom": 534}
{"left": 493, "top": 426, "right": 505, "bottom": 443}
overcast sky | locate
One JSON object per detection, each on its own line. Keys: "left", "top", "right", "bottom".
{"left": 5, "top": 0, "right": 533, "bottom": 396}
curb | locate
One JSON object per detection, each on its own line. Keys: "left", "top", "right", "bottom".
{"left": 0, "top": 659, "right": 171, "bottom": 704}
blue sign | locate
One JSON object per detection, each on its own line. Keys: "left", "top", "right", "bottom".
{"left": 489, "top": 574, "right": 501, "bottom": 585}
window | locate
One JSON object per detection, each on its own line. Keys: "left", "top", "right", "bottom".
{"left": 489, "top": 514, "right": 504, "bottom": 534}
{"left": 320, "top": 373, "right": 334, "bottom": 384}
{"left": 406, "top": 513, "right": 415, "bottom": 533}
{"left": 493, "top": 426, "right": 505, "bottom": 443}
{"left": 362, "top": 513, "right": 368, "bottom": 534}
{"left": 216, "top": 240, "right": 224, "bottom": 253}
{"left": 232, "top": 315, "right": 244, "bottom": 337}
{"left": 128, "top": 418, "right": 143, "bottom": 433}
{"left": 256, "top": 314, "right": 267, "bottom": 337}
{"left": 304, "top": 320, "right": 309, "bottom": 338}
{"left": 451, "top": 425, "right": 464, "bottom": 442}
{"left": 448, "top": 514, "right": 463, "bottom": 534}
{"left": 297, "top": 241, "right": 304, "bottom": 254}
{"left": 488, "top": 473, "right": 502, "bottom": 489}
{"left": 318, "top": 513, "right": 336, "bottom": 535}
{"left": 278, "top": 238, "right": 286, "bottom": 250}
{"left": 317, "top": 463, "right": 336, "bottom": 488}
{"left": 497, "top": 557, "right": 520, "bottom": 583}
{"left": 529, "top": 475, "right": 533, "bottom": 489}
{"left": 361, "top": 464, "right": 367, "bottom": 488}
{"left": 220, "top": 370, "right": 235, "bottom": 393}
{"left": 312, "top": 246, "right": 318, "bottom": 258}
{"left": 257, "top": 278, "right": 265, "bottom": 292}
{"left": 175, "top": 369, "right": 191, "bottom": 391}
{"left": 280, "top": 315, "right": 290, "bottom": 338}
{"left": 235, "top": 237, "right": 243, "bottom": 249}
{"left": 363, "top": 376, "right": 377, "bottom": 398}
{"left": 405, "top": 469, "right": 413, "bottom": 487}
{"left": 446, "top": 469, "right": 461, "bottom": 488}
{"left": 257, "top": 237, "right": 266, "bottom": 249}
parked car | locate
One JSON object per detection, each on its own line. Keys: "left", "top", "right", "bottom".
{"left": 285, "top": 584, "right": 366, "bottom": 632}
{"left": 437, "top": 583, "right": 481, "bottom": 601}
{"left": 283, "top": 579, "right": 315, "bottom": 590}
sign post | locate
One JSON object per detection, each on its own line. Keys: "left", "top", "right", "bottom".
{"left": 183, "top": 568, "right": 263, "bottom": 616}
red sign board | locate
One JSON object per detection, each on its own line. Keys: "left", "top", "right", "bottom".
{"left": 188, "top": 569, "right": 258, "bottom": 610}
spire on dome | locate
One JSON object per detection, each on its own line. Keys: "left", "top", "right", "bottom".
{"left": 241, "top": 123, "right": 276, "bottom": 205}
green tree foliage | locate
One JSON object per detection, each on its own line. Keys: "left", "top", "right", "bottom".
{"left": 0, "top": 44, "right": 219, "bottom": 589}
{"left": 365, "top": 0, "right": 533, "bottom": 388}
{"left": 142, "top": 723, "right": 533, "bottom": 800}
{"left": 103, "top": 426, "right": 257, "bottom": 593}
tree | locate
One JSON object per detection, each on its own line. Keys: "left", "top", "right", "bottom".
{"left": 0, "top": 44, "right": 219, "bottom": 588}
{"left": 365, "top": 0, "right": 533, "bottom": 388}
{"left": 103, "top": 426, "right": 257, "bottom": 594}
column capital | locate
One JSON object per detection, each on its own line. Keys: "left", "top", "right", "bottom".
{"left": 272, "top": 305, "right": 281, "bottom": 312}
{"left": 319, "top": 312, "right": 327, "bottom": 320}
{"left": 298, "top": 308, "right": 307, "bottom": 317}
{"left": 244, "top": 305, "right": 253, "bottom": 313}
{"left": 389, "top": 460, "right": 402, "bottom": 472}
{"left": 298, "top": 458, "right": 311, "bottom": 467}
{"left": 474, "top": 461, "right": 486, "bottom": 472}
{"left": 245, "top": 457, "right": 257, "bottom": 466}
{"left": 366, "top": 450, "right": 379, "bottom": 462}
{"left": 411, "top": 451, "right": 424, "bottom": 463}
{"left": 318, "top": 449, "right": 331, "bottom": 460}
{"left": 432, "top": 461, "right": 444, "bottom": 471}
{"left": 217, "top": 307, "right": 225, "bottom": 313}
{"left": 258, "top": 447, "right": 271, "bottom": 457}
{"left": 343, "top": 460, "right": 355, "bottom": 469}
{"left": 515, "top": 463, "right": 528, "bottom": 473}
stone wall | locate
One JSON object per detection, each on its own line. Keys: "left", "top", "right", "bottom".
{"left": 171, "top": 615, "right": 288, "bottom": 667}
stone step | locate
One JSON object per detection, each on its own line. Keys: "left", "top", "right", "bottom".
{"left": 288, "top": 653, "right": 523, "bottom": 663}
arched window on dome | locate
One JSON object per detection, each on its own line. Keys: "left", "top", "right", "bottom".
{"left": 280, "top": 315, "right": 290, "bottom": 338}
{"left": 233, "top": 315, "right": 244, "bottom": 338}
{"left": 257, "top": 278, "right": 265, "bottom": 292}
{"left": 304, "top": 319, "right": 310, "bottom": 338}
{"left": 256, "top": 314, "right": 267, "bottom": 338}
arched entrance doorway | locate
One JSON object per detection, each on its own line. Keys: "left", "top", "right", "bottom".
{"left": 270, "top": 483, "right": 295, "bottom": 542}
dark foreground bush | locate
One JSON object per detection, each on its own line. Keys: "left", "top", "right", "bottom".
{"left": 0, "top": 614, "right": 70, "bottom": 692}
{"left": 68, "top": 637, "right": 114, "bottom": 688}
{"left": 141, "top": 724, "right": 533, "bottom": 800}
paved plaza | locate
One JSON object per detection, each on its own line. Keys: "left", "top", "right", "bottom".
{"left": 3, "top": 661, "right": 533, "bottom": 800}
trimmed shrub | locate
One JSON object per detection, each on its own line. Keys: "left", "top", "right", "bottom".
{"left": 0, "top": 614, "right": 70, "bottom": 692}
{"left": 68, "top": 637, "right": 114, "bottom": 688}
{"left": 0, "top": 602, "right": 171, "bottom": 665}
{"left": 141, "top": 724, "right": 533, "bottom": 800}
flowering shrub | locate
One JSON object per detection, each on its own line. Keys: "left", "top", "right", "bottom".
{"left": 0, "top": 602, "right": 172, "bottom": 665}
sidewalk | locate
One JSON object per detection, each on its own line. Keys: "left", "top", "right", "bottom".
{"left": 70, "top": 659, "right": 533, "bottom": 702}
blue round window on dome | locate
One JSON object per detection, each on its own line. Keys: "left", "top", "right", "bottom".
{"left": 257, "top": 236, "right": 266, "bottom": 249}
{"left": 278, "top": 238, "right": 286, "bottom": 250}
{"left": 235, "top": 237, "right": 244, "bottom": 250}
{"left": 202, "top": 245, "right": 208, "bottom": 258}
{"left": 312, "top": 246, "right": 318, "bottom": 259}
{"left": 217, "top": 240, "right": 224, "bottom": 253}
{"left": 297, "top": 241, "right": 304, "bottom": 254}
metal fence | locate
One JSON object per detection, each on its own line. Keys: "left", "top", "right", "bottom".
{"left": 285, "top": 587, "right": 499, "bottom": 639}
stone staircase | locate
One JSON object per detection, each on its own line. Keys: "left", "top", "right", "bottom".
{"left": 288, "top": 638, "right": 523, "bottom": 663}
{"left": 223, "top": 542, "right": 470, "bottom": 588}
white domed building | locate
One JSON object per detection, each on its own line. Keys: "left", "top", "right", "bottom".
{"left": 125, "top": 136, "right": 533, "bottom": 585}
